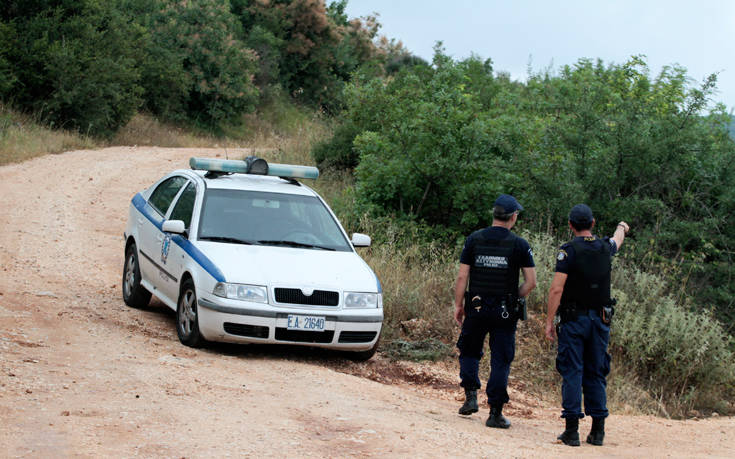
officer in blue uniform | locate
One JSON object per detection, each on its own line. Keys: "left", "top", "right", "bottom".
{"left": 453, "top": 194, "right": 537, "bottom": 428}
{"left": 545, "top": 204, "right": 629, "bottom": 446}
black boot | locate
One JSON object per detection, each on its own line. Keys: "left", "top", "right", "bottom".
{"left": 557, "top": 417, "right": 580, "bottom": 446}
{"left": 586, "top": 417, "right": 605, "bottom": 446}
{"left": 485, "top": 404, "right": 511, "bottom": 429}
{"left": 458, "top": 389, "right": 479, "bottom": 415}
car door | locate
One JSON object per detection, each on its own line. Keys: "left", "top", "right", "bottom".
{"left": 159, "top": 181, "right": 197, "bottom": 302}
{"left": 138, "top": 175, "right": 188, "bottom": 292}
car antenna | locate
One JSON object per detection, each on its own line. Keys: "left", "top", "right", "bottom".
{"left": 224, "top": 146, "right": 229, "bottom": 160}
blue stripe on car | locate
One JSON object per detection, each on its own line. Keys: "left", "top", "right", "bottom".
{"left": 171, "top": 235, "right": 225, "bottom": 282}
{"left": 133, "top": 193, "right": 163, "bottom": 229}
{"left": 132, "top": 193, "right": 226, "bottom": 282}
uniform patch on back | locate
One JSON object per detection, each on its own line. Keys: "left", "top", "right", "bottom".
{"left": 475, "top": 255, "right": 508, "bottom": 268}
{"left": 557, "top": 250, "right": 567, "bottom": 261}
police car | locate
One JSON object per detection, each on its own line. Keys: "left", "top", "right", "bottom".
{"left": 122, "top": 156, "right": 382, "bottom": 359}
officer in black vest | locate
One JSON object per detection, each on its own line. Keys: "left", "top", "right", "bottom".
{"left": 545, "top": 204, "right": 629, "bottom": 446}
{"left": 453, "top": 194, "right": 537, "bottom": 428}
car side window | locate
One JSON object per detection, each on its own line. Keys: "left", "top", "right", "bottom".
{"left": 169, "top": 182, "right": 196, "bottom": 230}
{"left": 149, "top": 176, "right": 187, "bottom": 216}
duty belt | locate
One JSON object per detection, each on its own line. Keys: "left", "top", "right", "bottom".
{"left": 559, "top": 299, "right": 616, "bottom": 324}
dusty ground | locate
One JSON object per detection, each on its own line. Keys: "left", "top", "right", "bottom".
{"left": 0, "top": 147, "right": 733, "bottom": 458}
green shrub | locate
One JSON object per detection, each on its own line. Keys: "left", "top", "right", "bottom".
{"left": 382, "top": 338, "right": 454, "bottom": 362}
{"left": 2, "top": 1, "right": 143, "bottom": 137}
{"left": 311, "top": 121, "right": 361, "bottom": 169}
{"left": 611, "top": 269, "right": 735, "bottom": 415}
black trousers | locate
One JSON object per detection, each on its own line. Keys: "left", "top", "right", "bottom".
{"left": 456, "top": 298, "right": 517, "bottom": 406}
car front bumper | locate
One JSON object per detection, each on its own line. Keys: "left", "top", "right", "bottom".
{"left": 197, "top": 296, "right": 383, "bottom": 351}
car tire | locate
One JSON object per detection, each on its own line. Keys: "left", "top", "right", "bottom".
{"left": 347, "top": 335, "right": 380, "bottom": 361}
{"left": 122, "top": 242, "right": 152, "bottom": 308}
{"left": 176, "top": 278, "right": 205, "bottom": 348}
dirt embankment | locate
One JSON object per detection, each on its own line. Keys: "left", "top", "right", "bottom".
{"left": 0, "top": 147, "right": 733, "bottom": 458}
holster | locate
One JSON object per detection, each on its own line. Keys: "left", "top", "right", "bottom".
{"left": 600, "top": 298, "right": 617, "bottom": 325}
{"left": 515, "top": 297, "right": 527, "bottom": 321}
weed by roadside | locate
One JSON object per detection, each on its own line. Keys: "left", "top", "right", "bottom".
{"left": 0, "top": 104, "right": 96, "bottom": 165}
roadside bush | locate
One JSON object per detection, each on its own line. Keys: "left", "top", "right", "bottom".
{"left": 1, "top": 1, "right": 143, "bottom": 136}
{"left": 311, "top": 121, "right": 361, "bottom": 169}
{"left": 611, "top": 269, "right": 735, "bottom": 415}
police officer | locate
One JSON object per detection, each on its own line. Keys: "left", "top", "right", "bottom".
{"left": 545, "top": 204, "right": 629, "bottom": 446}
{"left": 453, "top": 194, "right": 537, "bottom": 428}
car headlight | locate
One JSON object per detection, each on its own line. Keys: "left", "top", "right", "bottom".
{"left": 344, "top": 292, "right": 381, "bottom": 308}
{"left": 213, "top": 282, "right": 268, "bottom": 303}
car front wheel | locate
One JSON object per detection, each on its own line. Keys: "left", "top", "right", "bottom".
{"left": 347, "top": 335, "right": 380, "bottom": 361}
{"left": 122, "top": 242, "right": 151, "bottom": 308}
{"left": 176, "top": 279, "right": 205, "bottom": 348}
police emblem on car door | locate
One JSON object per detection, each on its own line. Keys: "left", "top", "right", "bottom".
{"left": 161, "top": 234, "right": 171, "bottom": 264}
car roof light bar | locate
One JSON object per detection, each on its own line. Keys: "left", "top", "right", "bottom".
{"left": 189, "top": 157, "right": 319, "bottom": 180}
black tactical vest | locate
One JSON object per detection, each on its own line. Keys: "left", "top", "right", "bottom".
{"left": 560, "top": 238, "right": 612, "bottom": 308}
{"left": 468, "top": 231, "right": 520, "bottom": 298}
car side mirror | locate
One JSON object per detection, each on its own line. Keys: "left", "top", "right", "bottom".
{"left": 351, "top": 233, "right": 371, "bottom": 247}
{"left": 162, "top": 220, "right": 186, "bottom": 234}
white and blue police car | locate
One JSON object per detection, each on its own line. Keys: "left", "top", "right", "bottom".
{"left": 122, "top": 156, "right": 382, "bottom": 359}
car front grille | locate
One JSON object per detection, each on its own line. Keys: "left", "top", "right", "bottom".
{"left": 223, "top": 323, "right": 269, "bottom": 339}
{"left": 338, "top": 331, "right": 377, "bottom": 343}
{"left": 274, "top": 328, "right": 334, "bottom": 343}
{"left": 274, "top": 288, "right": 339, "bottom": 306}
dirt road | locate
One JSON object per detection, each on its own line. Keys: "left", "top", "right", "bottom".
{"left": 0, "top": 147, "right": 733, "bottom": 458}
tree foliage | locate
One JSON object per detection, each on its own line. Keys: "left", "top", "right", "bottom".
{"left": 0, "top": 0, "right": 388, "bottom": 134}
{"left": 232, "top": 0, "right": 381, "bottom": 110}
{"left": 318, "top": 48, "right": 735, "bottom": 320}
{"left": 1, "top": 0, "right": 144, "bottom": 136}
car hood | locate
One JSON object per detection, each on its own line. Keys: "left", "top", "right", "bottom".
{"left": 195, "top": 241, "right": 380, "bottom": 292}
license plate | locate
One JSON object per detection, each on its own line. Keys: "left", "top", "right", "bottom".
{"left": 287, "top": 314, "right": 326, "bottom": 331}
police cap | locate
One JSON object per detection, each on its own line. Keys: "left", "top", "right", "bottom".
{"left": 494, "top": 194, "right": 523, "bottom": 213}
{"left": 569, "top": 203, "right": 594, "bottom": 224}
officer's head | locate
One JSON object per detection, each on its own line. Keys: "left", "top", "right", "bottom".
{"left": 568, "top": 203, "right": 595, "bottom": 231}
{"left": 493, "top": 194, "right": 523, "bottom": 226}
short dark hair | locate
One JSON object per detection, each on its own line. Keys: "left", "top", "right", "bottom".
{"left": 493, "top": 205, "right": 515, "bottom": 222}
{"left": 570, "top": 219, "right": 593, "bottom": 231}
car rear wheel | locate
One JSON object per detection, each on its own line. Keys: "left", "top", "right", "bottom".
{"left": 122, "top": 242, "right": 151, "bottom": 308}
{"left": 176, "top": 279, "right": 205, "bottom": 348}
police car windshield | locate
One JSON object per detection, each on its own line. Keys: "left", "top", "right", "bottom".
{"left": 197, "top": 189, "right": 352, "bottom": 252}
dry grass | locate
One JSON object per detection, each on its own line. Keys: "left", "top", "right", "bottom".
{"left": 110, "top": 113, "right": 218, "bottom": 148}
{"left": 1, "top": 99, "right": 331, "bottom": 168}
{"left": 232, "top": 107, "right": 332, "bottom": 166}
{"left": 0, "top": 104, "right": 97, "bottom": 165}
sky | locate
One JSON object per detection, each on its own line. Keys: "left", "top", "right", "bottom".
{"left": 345, "top": 0, "right": 735, "bottom": 110}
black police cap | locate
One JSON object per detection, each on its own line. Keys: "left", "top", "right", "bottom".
{"left": 569, "top": 203, "right": 594, "bottom": 224}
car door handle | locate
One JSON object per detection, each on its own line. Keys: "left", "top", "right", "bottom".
{"left": 137, "top": 218, "right": 144, "bottom": 225}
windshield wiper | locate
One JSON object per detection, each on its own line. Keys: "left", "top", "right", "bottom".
{"left": 258, "top": 239, "right": 335, "bottom": 251}
{"left": 199, "top": 236, "right": 257, "bottom": 245}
